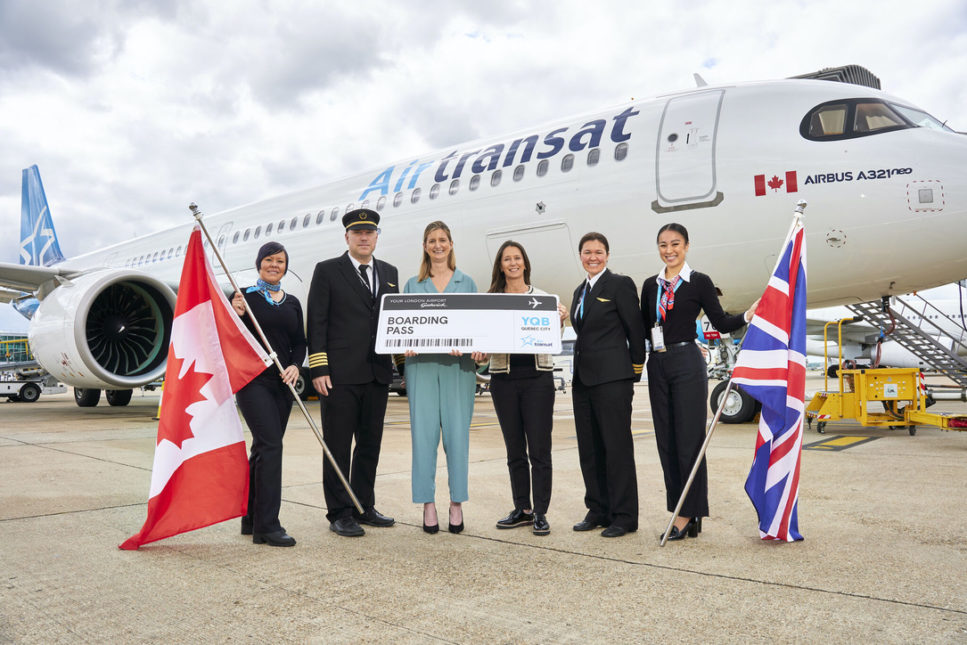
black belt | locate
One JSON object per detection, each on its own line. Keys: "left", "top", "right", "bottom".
{"left": 655, "top": 341, "right": 695, "bottom": 352}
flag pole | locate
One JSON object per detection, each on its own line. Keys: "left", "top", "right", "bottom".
{"left": 188, "top": 203, "right": 364, "bottom": 515}
{"left": 660, "top": 200, "right": 806, "bottom": 546}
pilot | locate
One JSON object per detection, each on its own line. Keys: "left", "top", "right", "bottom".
{"left": 306, "top": 208, "right": 402, "bottom": 537}
{"left": 641, "top": 223, "right": 758, "bottom": 541}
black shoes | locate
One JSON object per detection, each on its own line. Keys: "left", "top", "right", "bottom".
{"left": 573, "top": 517, "right": 608, "bottom": 532}
{"left": 448, "top": 505, "right": 464, "bottom": 534}
{"left": 663, "top": 517, "right": 701, "bottom": 541}
{"left": 329, "top": 517, "right": 365, "bottom": 537}
{"left": 533, "top": 513, "right": 550, "bottom": 536}
{"left": 355, "top": 507, "right": 395, "bottom": 527}
{"left": 253, "top": 530, "right": 296, "bottom": 547}
{"left": 240, "top": 518, "right": 253, "bottom": 536}
{"left": 601, "top": 525, "right": 636, "bottom": 538}
{"left": 423, "top": 520, "right": 440, "bottom": 534}
{"left": 496, "top": 509, "right": 534, "bottom": 529}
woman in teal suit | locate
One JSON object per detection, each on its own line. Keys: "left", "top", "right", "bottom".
{"left": 404, "top": 221, "right": 479, "bottom": 534}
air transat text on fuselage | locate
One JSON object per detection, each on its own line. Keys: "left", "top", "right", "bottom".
{"left": 358, "top": 107, "right": 640, "bottom": 201}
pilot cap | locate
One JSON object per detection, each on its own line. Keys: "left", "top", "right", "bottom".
{"left": 343, "top": 208, "right": 380, "bottom": 231}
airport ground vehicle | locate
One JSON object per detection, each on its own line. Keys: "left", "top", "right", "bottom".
{"left": 805, "top": 318, "right": 967, "bottom": 434}
{"left": 0, "top": 373, "right": 66, "bottom": 402}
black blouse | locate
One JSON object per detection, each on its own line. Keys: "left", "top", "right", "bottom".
{"left": 640, "top": 271, "right": 746, "bottom": 345}
{"left": 240, "top": 290, "right": 307, "bottom": 382}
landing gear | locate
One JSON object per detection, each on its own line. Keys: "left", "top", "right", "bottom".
{"left": 710, "top": 381, "right": 758, "bottom": 424}
{"left": 106, "top": 389, "right": 133, "bottom": 406}
{"left": 74, "top": 388, "right": 101, "bottom": 407}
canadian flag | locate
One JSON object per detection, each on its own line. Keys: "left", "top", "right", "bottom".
{"left": 754, "top": 171, "right": 798, "bottom": 197}
{"left": 120, "top": 228, "right": 269, "bottom": 550}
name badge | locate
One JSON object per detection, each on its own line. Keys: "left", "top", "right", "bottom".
{"left": 651, "top": 324, "right": 666, "bottom": 352}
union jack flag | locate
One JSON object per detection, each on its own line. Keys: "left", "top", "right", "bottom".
{"left": 731, "top": 216, "right": 806, "bottom": 541}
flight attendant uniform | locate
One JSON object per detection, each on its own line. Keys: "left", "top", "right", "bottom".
{"left": 403, "top": 269, "right": 478, "bottom": 504}
{"left": 641, "top": 262, "right": 748, "bottom": 519}
{"left": 570, "top": 268, "right": 646, "bottom": 532}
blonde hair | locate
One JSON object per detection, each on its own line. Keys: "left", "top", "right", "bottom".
{"left": 418, "top": 221, "right": 456, "bottom": 281}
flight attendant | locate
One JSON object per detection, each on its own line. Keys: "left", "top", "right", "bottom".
{"left": 233, "top": 242, "right": 306, "bottom": 547}
{"left": 403, "top": 221, "right": 479, "bottom": 534}
{"left": 642, "top": 223, "right": 758, "bottom": 540}
{"left": 569, "top": 232, "right": 646, "bottom": 538}
{"left": 484, "top": 241, "right": 567, "bottom": 536}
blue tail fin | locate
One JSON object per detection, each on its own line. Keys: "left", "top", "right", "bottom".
{"left": 20, "top": 165, "right": 65, "bottom": 267}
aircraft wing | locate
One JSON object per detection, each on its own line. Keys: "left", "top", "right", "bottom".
{"left": 0, "top": 286, "right": 24, "bottom": 303}
{"left": 0, "top": 261, "right": 83, "bottom": 292}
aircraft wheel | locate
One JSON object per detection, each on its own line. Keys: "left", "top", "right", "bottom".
{"left": 106, "top": 389, "right": 133, "bottom": 406}
{"left": 817, "top": 421, "right": 827, "bottom": 434}
{"left": 293, "top": 368, "right": 311, "bottom": 401}
{"left": 19, "top": 383, "right": 41, "bottom": 403}
{"left": 710, "top": 381, "right": 756, "bottom": 424}
{"left": 74, "top": 388, "right": 101, "bottom": 407}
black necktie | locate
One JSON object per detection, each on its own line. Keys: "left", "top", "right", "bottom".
{"left": 578, "top": 282, "right": 590, "bottom": 319}
{"left": 359, "top": 264, "right": 373, "bottom": 298}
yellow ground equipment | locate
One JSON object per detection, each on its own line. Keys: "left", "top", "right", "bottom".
{"left": 805, "top": 317, "right": 967, "bottom": 435}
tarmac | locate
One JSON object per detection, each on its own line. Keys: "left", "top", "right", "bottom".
{"left": 1, "top": 376, "right": 965, "bottom": 643}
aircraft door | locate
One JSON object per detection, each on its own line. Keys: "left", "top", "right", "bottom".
{"left": 652, "top": 89, "right": 725, "bottom": 213}
{"left": 485, "top": 222, "right": 582, "bottom": 293}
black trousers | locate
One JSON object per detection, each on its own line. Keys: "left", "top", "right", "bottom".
{"left": 320, "top": 380, "right": 389, "bottom": 521}
{"left": 647, "top": 342, "right": 709, "bottom": 518}
{"left": 571, "top": 375, "right": 638, "bottom": 530}
{"left": 490, "top": 372, "right": 554, "bottom": 515}
{"left": 237, "top": 378, "right": 293, "bottom": 534}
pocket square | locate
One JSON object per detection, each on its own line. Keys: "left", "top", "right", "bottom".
{"left": 596, "top": 297, "right": 610, "bottom": 302}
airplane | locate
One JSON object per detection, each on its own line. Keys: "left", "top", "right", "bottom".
{"left": 3, "top": 65, "right": 967, "bottom": 412}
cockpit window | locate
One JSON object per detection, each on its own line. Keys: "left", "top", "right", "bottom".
{"left": 889, "top": 104, "right": 954, "bottom": 132}
{"left": 801, "top": 99, "right": 912, "bottom": 141}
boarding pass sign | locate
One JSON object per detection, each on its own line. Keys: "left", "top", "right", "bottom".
{"left": 375, "top": 293, "right": 561, "bottom": 354}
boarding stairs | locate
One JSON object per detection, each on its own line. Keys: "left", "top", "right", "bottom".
{"left": 846, "top": 289, "right": 967, "bottom": 389}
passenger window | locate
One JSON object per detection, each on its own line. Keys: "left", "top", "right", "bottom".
{"left": 290, "top": 216, "right": 298, "bottom": 230}
{"left": 330, "top": 207, "right": 339, "bottom": 221}
{"left": 491, "top": 170, "right": 502, "bottom": 187}
{"left": 615, "top": 142, "right": 628, "bottom": 161}
{"left": 376, "top": 196, "right": 386, "bottom": 210}
{"left": 411, "top": 188, "right": 421, "bottom": 203}
{"left": 176, "top": 246, "right": 182, "bottom": 255}
{"left": 266, "top": 223, "right": 273, "bottom": 235}
{"left": 302, "top": 213, "right": 311, "bottom": 228}
{"left": 345, "top": 203, "right": 355, "bottom": 214}
{"left": 429, "top": 184, "right": 440, "bottom": 200}
{"left": 278, "top": 219, "right": 286, "bottom": 232}
{"left": 536, "top": 160, "right": 549, "bottom": 177}
{"left": 254, "top": 226, "right": 261, "bottom": 239}
{"left": 243, "top": 229, "right": 251, "bottom": 241}
{"left": 152, "top": 251, "right": 160, "bottom": 262}
{"left": 469, "top": 174, "right": 480, "bottom": 191}
{"left": 561, "top": 154, "right": 574, "bottom": 172}
{"left": 361, "top": 200, "right": 370, "bottom": 210}
{"left": 513, "top": 164, "right": 525, "bottom": 182}
{"left": 587, "top": 148, "right": 600, "bottom": 166}
{"left": 316, "top": 211, "right": 324, "bottom": 225}
{"left": 449, "top": 179, "right": 460, "bottom": 196}
{"left": 393, "top": 192, "right": 403, "bottom": 207}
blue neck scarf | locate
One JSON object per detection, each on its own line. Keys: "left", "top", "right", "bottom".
{"left": 246, "top": 279, "right": 284, "bottom": 306}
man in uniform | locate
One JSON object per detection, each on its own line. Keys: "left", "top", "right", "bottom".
{"left": 307, "top": 208, "right": 403, "bottom": 537}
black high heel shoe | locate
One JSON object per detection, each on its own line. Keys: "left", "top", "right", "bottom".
{"left": 423, "top": 505, "right": 439, "bottom": 534}
{"left": 690, "top": 517, "right": 703, "bottom": 537}
{"left": 662, "top": 517, "right": 697, "bottom": 542}
{"left": 448, "top": 505, "right": 464, "bottom": 534}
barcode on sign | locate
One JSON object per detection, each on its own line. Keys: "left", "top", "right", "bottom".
{"left": 385, "top": 338, "right": 473, "bottom": 348}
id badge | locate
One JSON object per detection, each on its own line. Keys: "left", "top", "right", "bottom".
{"left": 651, "top": 324, "right": 666, "bottom": 352}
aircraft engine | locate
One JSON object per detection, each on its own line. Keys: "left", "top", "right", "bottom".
{"left": 28, "top": 270, "right": 176, "bottom": 389}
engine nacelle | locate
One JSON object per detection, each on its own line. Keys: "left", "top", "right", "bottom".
{"left": 29, "top": 270, "right": 176, "bottom": 389}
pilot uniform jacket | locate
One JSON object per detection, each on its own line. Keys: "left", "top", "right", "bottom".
{"left": 306, "top": 252, "right": 400, "bottom": 384}
{"left": 305, "top": 251, "right": 400, "bottom": 521}
{"left": 568, "top": 268, "right": 646, "bottom": 531}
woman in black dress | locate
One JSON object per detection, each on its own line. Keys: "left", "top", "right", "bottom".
{"left": 232, "top": 241, "right": 306, "bottom": 547}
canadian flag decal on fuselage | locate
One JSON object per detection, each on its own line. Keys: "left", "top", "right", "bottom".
{"left": 754, "top": 171, "right": 798, "bottom": 196}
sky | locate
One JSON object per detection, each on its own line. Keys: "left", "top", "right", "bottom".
{"left": 1, "top": 0, "right": 966, "bottom": 331}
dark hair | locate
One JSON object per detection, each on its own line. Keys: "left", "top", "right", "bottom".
{"left": 488, "top": 241, "right": 531, "bottom": 293}
{"left": 256, "top": 241, "right": 288, "bottom": 275}
{"left": 578, "top": 231, "right": 609, "bottom": 254}
{"left": 656, "top": 223, "right": 689, "bottom": 244}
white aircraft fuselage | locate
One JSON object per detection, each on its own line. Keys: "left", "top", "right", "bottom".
{"left": 13, "top": 76, "right": 967, "bottom": 390}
